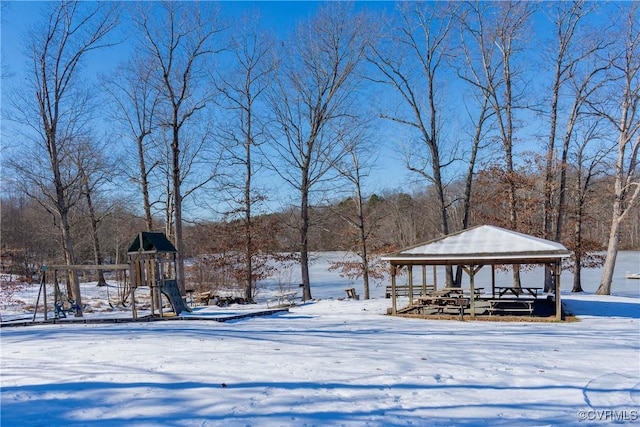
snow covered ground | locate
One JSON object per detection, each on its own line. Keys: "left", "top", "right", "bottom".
{"left": 1, "top": 252, "right": 639, "bottom": 426}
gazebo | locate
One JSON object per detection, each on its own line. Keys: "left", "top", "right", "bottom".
{"left": 381, "top": 225, "right": 572, "bottom": 320}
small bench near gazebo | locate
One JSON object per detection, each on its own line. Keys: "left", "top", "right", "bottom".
{"left": 381, "top": 225, "right": 572, "bottom": 321}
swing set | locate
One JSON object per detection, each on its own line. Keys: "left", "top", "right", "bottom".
{"left": 32, "top": 232, "right": 189, "bottom": 322}
{"left": 33, "top": 263, "right": 129, "bottom": 321}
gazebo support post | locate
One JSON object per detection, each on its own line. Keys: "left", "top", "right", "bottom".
{"left": 462, "top": 265, "right": 482, "bottom": 319}
{"left": 422, "top": 265, "right": 427, "bottom": 296}
{"left": 491, "top": 265, "right": 496, "bottom": 297}
{"left": 433, "top": 266, "right": 437, "bottom": 291}
{"left": 469, "top": 266, "right": 475, "bottom": 319}
{"left": 43, "top": 271, "right": 48, "bottom": 321}
{"left": 555, "top": 261, "right": 562, "bottom": 321}
{"left": 391, "top": 264, "right": 397, "bottom": 315}
{"left": 408, "top": 266, "right": 414, "bottom": 306}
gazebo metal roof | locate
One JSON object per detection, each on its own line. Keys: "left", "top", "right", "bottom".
{"left": 381, "top": 225, "right": 571, "bottom": 265}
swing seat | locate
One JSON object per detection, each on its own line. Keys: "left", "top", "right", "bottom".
{"left": 54, "top": 300, "right": 85, "bottom": 318}
{"left": 54, "top": 303, "right": 67, "bottom": 318}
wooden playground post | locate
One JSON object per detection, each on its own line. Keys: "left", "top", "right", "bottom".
{"left": 33, "top": 267, "right": 48, "bottom": 322}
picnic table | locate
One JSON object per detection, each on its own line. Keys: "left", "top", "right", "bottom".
{"left": 495, "top": 286, "right": 542, "bottom": 299}
{"left": 427, "top": 287, "right": 484, "bottom": 298}
{"left": 267, "top": 291, "right": 298, "bottom": 308}
{"left": 486, "top": 298, "right": 535, "bottom": 316}
{"left": 417, "top": 288, "right": 470, "bottom": 315}
{"left": 484, "top": 286, "right": 541, "bottom": 316}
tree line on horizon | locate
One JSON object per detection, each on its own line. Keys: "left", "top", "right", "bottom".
{"left": 2, "top": 1, "right": 639, "bottom": 313}
{"left": 2, "top": 168, "right": 637, "bottom": 301}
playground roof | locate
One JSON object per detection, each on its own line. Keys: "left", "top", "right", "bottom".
{"left": 127, "top": 232, "right": 177, "bottom": 254}
{"left": 381, "top": 225, "right": 571, "bottom": 265}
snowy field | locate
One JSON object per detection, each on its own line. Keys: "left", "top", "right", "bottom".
{"left": 1, "top": 252, "right": 639, "bottom": 426}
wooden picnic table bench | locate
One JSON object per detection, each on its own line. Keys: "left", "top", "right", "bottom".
{"left": 417, "top": 296, "right": 455, "bottom": 305}
{"left": 426, "top": 288, "right": 464, "bottom": 298}
{"left": 495, "top": 286, "right": 542, "bottom": 299}
{"left": 486, "top": 298, "right": 535, "bottom": 316}
{"left": 267, "top": 291, "right": 298, "bottom": 308}
{"left": 417, "top": 294, "right": 470, "bottom": 315}
{"left": 427, "top": 287, "right": 483, "bottom": 298}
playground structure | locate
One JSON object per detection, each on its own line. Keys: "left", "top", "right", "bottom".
{"left": 32, "top": 232, "right": 189, "bottom": 322}
{"left": 127, "top": 231, "right": 189, "bottom": 318}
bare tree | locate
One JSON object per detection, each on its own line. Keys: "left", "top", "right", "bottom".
{"left": 369, "top": 3, "right": 457, "bottom": 244}
{"left": 0, "top": 192, "right": 59, "bottom": 279}
{"left": 267, "top": 4, "right": 372, "bottom": 301}
{"left": 595, "top": 4, "right": 640, "bottom": 295}
{"left": 459, "top": 1, "right": 536, "bottom": 288}
{"left": 330, "top": 129, "right": 382, "bottom": 300}
{"left": 7, "top": 2, "right": 118, "bottom": 316}
{"left": 454, "top": 6, "right": 497, "bottom": 285}
{"left": 103, "top": 55, "right": 160, "bottom": 231}
{"left": 543, "top": 1, "right": 594, "bottom": 244}
{"left": 569, "top": 122, "right": 611, "bottom": 292}
{"left": 537, "top": 1, "right": 611, "bottom": 290}
{"left": 133, "top": 2, "right": 224, "bottom": 294}
{"left": 215, "top": 11, "right": 277, "bottom": 301}
{"left": 1, "top": 2, "right": 14, "bottom": 81}
{"left": 75, "top": 138, "right": 114, "bottom": 287}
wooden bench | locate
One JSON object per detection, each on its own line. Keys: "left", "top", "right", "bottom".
{"left": 345, "top": 288, "right": 359, "bottom": 300}
{"left": 385, "top": 284, "right": 434, "bottom": 298}
{"left": 486, "top": 298, "right": 535, "bottom": 316}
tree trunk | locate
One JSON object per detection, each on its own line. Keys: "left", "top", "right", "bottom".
{"left": 596, "top": 3, "right": 640, "bottom": 295}
{"left": 543, "top": 84, "right": 559, "bottom": 293}
{"left": 572, "top": 185, "right": 585, "bottom": 293}
{"left": 244, "top": 130, "right": 254, "bottom": 302}
{"left": 356, "top": 189, "right": 370, "bottom": 300}
{"left": 60, "top": 215, "right": 82, "bottom": 316}
{"left": 50, "top": 133, "right": 82, "bottom": 315}
{"left": 82, "top": 169, "right": 107, "bottom": 287}
{"left": 596, "top": 213, "right": 622, "bottom": 295}
{"left": 138, "top": 135, "right": 154, "bottom": 231}
{"left": 572, "top": 256, "right": 583, "bottom": 293}
{"left": 432, "top": 148, "right": 454, "bottom": 287}
{"left": 300, "top": 178, "right": 312, "bottom": 301}
{"left": 172, "top": 126, "right": 186, "bottom": 295}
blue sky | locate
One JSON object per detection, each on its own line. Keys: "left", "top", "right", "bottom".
{"left": 1, "top": 1, "right": 621, "bottom": 218}
{"left": 1, "top": 1, "right": 411, "bottom": 208}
